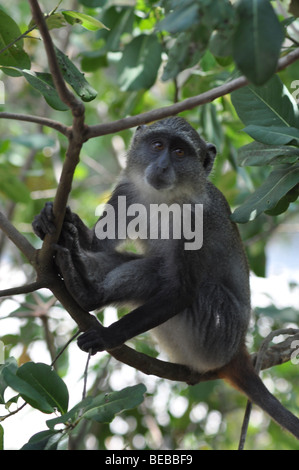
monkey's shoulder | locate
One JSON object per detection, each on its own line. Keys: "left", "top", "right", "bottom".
{"left": 202, "top": 181, "right": 244, "bottom": 252}
{"left": 205, "top": 181, "right": 232, "bottom": 214}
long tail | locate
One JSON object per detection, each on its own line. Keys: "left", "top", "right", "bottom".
{"left": 218, "top": 348, "right": 299, "bottom": 440}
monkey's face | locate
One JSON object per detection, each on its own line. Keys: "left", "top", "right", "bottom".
{"left": 143, "top": 134, "right": 188, "bottom": 190}
{"left": 126, "top": 118, "right": 216, "bottom": 195}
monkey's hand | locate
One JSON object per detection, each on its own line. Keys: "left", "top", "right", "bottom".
{"left": 52, "top": 223, "right": 105, "bottom": 311}
{"left": 32, "top": 201, "right": 58, "bottom": 240}
{"left": 77, "top": 326, "right": 123, "bottom": 354}
{"left": 32, "top": 202, "right": 93, "bottom": 249}
{"left": 32, "top": 202, "right": 103, "bottom": 311}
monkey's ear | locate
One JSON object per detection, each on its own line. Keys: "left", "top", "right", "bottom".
{"left": 136, "top": 124, "right": 147, "bottom": 132}
{"left": 203, "top": 143, "right": 217, "bottom": 175}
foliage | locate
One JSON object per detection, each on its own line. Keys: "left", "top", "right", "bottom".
{"left": 0, "top": 0, "right": 299, "bottom": 451}
{"left": 0, "top": 358, "right": 145, "bottom": 450}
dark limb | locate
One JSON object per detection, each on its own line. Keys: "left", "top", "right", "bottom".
{"left": 32, "top": 202, "right": 94, "bottom": 249}
{"left": 77, "top": 294, "right": 187, "bottom": 354}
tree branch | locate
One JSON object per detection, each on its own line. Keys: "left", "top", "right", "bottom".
{"left": 252, "top": 330, "right": 299, "bottom": 371}
{"left": 0, "top": 281, "right": 46, "bottom": 298}
{"left": 0, "top": 112, "right": 70, "bottom": 137}
{"left": 86, "top": 76, "right": 248, "bottom": 138}
{"left": 29, "top": 0, "right": 84, "bottom": 119}
{"left": 86, "top": 47, "right": 299, "bottom": 139}
{"left": 28, "top": 0, "right": 86, "bottom": 267}
{"left": 0, "top": 212, "right": 36, "bottom": 264}
{"left": 108, "top": 329, "right": 299, "bottom": 385}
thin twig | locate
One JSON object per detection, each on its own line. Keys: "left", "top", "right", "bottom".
{"left": 0, "top": 281, "right": 47, "bottom": 298}
{"left": 82, "top": 351, "right": 92, "bottom": 400}
{"left": 0, "top": 212, "right": 36, "bottom": 264}
{"left": 51, "top": 330, "right": 80, "bottom": 368}
{"left": 0, "top": 23, "right": 37, "bottom": 56}
{"left": 0, "top": 113, "right": 70, "bottom": 137}
{"left": 0, "top": 401, "right": 27, "bottom": 423}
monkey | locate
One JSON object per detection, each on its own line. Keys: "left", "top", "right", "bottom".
{"left": 32, "top": 117, "right": 299, "bottom": 441}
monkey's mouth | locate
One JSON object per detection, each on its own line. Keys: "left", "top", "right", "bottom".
{"left": 145, "top": 174, "right": 174, "bottom": 191}
{"left": 144, "top": 167, "right": 176, "bottom": 191}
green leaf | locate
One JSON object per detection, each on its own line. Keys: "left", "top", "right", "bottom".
{"left": 243, "top": 125, "right": 299, "bottom": 146}
{"left": 209, "top": 30, "right": 233, "bottom": 58}
{"left": 54, "top": 47, "right": 97, "bottom": 102}
{"left": 231, "top": 75, "right": 299, "bottom": 128}
{"left": 46, "top": 397, "right": 93, "bottom": 429}
{"left": 61, "top": 10, "right": 109, "bottom": 31}
{"left": 47, "top": 384, "right": 146, "bottom": 429}
{"left": 118, "top": 34, "right": 162, "bottom": 91}
{"left": 232, "top": 163, "right": 299, "bottom": 222}
{"left": 0, "top": 163, "right": 31, "bottom": 203}
{"left": 162, "top": 27, "right": 209, "bottom": 81}
{"left": 96, "top": 7, "right": 135, "bottom": 53}
{"left": 157, "top": 2, "right": 199, "bottom": 34}
{"left": 20, "top": 70, "right": 69, "bottom": 111}
{"left": 199, "top": 103, "right": 224, "bottom": 151}
{"left": 2, "top": 366, "right": 54, "bottom": 413}
{"left": 45, "top": 12, "right": 68, "bottom": 30}
{"left": 0, "top": 10, "right": 30, "bottom": 75}
{"left": 2, "top": 362, "right": 68, "bottom": 414}
{"left": 200, "top": 0, "right": 236, "bottom": 30}
{"left": 233, "top": 0, "right": 283, "bottom": 85}
{"left": 265, "top": 183, "right": 299, "bottom": 216}
{"left": 81, "top": 50, "right": 108, "bottom": 72}
{"left": 83, "top": 384, "right": 147, "bottom": 423}
{"left": 162, "top": 32, "right": 193, "bottom": 81}
{"left": 238, "top": 142, "right": 299, "bottom": 166}
{"left": 21, "top": 430, "right": 63, "bottom": 450}
{"left": 17, "top": 363, "right": 69, "bottom": 414}
{"left": 0, "top": 358, "right": 18, "bottom": 404}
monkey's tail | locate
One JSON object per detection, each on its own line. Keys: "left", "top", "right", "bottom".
{"left": 219, "top": 348, "right": 299, "bottom": 441}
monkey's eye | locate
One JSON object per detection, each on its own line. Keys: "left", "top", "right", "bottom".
{"left": 152, "top": 141, "right": 164, "bottom": 151}
{"left": 174, "top": 148, "right": 185, "bottom": 157}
